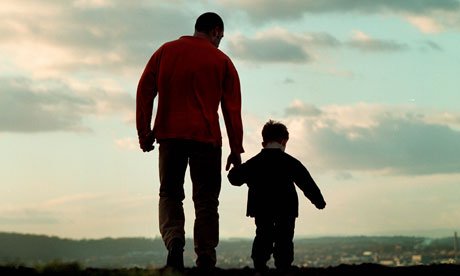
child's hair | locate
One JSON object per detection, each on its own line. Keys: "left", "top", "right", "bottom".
{"left": 262, "top": 120, "right": 289, "bottom": 143}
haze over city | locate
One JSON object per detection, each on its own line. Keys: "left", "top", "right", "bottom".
{"left": 1, "top": 0, "right": 459, "bottom": 240}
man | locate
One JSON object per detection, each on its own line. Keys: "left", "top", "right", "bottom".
{"left": 136, "top": 12, "right": 244, "bottom": 271}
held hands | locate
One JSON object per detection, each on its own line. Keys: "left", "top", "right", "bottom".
{"left": 139, "top": 131, "right": 155, "bottom": 152}
{"left": 225, "top": 152, "right": 241, "bottom": 171}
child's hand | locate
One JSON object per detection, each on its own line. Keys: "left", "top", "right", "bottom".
{"left": 314, "top": 200, "right": 326, "bottom": 210}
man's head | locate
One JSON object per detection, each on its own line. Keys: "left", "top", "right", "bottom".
{"left": 194, "top": 12, "right": 224, "bottom": 48}
{"left": 262, "top": 120, "right": 289, "bottom": 147}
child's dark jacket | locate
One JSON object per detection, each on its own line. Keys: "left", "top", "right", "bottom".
{"left": 228, "top": 148, "right": 325, "bottom": 218}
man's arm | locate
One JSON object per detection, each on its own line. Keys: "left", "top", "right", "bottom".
{"left": 225, "top": 152, "right": 241, "bottom": 171}
{"left": 221, "top": 58, "right": 244, "bottom": 169}
{"left": 136, "top": 51, "right": 160, "bottom": 152}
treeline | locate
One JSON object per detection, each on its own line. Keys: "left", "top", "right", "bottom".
{"left": 0, "top": 232, "right": 165, "bottom": 267}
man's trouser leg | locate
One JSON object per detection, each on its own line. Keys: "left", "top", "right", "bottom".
{"left": 158, "top": 141, "right": 187, "bottom": 253}
{"left": 189, "top": 142, "right": 221, "bottom": 268}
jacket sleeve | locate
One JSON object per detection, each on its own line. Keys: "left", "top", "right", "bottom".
{"left": 221, "top": 58, "right": 244, "bottom": 154}
{"left": 136, "top": 49, "right": 160, "bottom": 143}
{"left": 292, "top": 159, "right": 325, "bottom": 206}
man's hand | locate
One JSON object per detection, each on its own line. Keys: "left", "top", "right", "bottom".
{"left": 225, "top": 152, "right": 241, "bottom": 171}
{"left": 139, "top": 131, "right": 155, "bottom": 152}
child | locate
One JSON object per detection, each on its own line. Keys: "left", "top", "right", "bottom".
{"left": 227, "top": 119, "right": 326, "bottom": 273}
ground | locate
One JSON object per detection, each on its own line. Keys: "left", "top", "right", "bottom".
{"left": 1, "top": 263, "right": 460, "bottom": 276}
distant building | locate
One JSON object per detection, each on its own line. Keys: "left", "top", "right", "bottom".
{"left": 411, "top": 255, "right": 422, "bottom": 265}
{"left": 379, "top": 259, "right": 395, "bottom": 266}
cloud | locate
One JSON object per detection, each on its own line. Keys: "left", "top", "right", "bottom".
{"left": 227, "top": 33, "right": 310, "bottom": 63}
{"left": 226, "top": 27, "right": 414, "bottom": 63}
{"left": 227, "top": 27, "right": 340, "bottom": 63}
{"left": 114, "top": 137, "right": 138, "bottom": 151}
{"left": 425, "top": 112, "right": 460, "bottom": 129}
{"left": 42, "top": 193, "right": 104, "bottom": 208}
{"left": 0, "top": 77, "right": 134, "bottom": 133}
{"left": 0, "top": 209, "right": 59, "bottom": 225}
{"left": 0, "top": 1, "right": 194, "bottom": 76}
{"left": 1, "top": 1, "right": 437, "bottom": 71}
{"left": 334, "top": 171, "right": 353, "bottom": 180}
{"left": 0, "top": 78, "right": 94, "bottom": 132}
{"left": 218, "top": 0, "right": 460, "bottom": 23}
{"left": 285, "top": 100, "right": 322, "bottom": 116}
{"left": 419, "top": 40, "right": 443, "bottom": 51}
{"left": 347, "top": 31, "right": 409, "bottom": 52}
{"left": 405, "top": 15, "right": 443, "bottom": 33}
{"left": 281, "top": 102, "right": 460, "bottom": 175}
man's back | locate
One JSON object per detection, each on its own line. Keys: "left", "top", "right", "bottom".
{"left": 154, "top": 36, "right": 235, "bottom": 143}
{"left": 137, "top": 35, "right": 243, "bottom": 151}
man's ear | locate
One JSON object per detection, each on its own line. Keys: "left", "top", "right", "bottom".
{"left": 210, "top": 27, "right": 218, "bottom": 37}
{"left": 281, "top": 139, "right": 288, "bottom": 146}
{"left": 213, "top": 27, "right": 223, "bottom": 37}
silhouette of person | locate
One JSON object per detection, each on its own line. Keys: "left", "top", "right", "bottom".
{"left": 136, "top": 12, "right": 244, "bottom": 272}
{"left": 227, "top": 120, "right": 325, "bottom": 273}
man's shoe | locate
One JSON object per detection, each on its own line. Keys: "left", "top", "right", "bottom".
{"left": 276, "top": 265, "right": 298, "bottom": 275}
{"left": 195, "top": 255, "right": 216, "bottom": 276}
{"left": 166, "top": 238, "right": 184, "bottom": 270}
{"left": 254, "top": 261, "right": 269, "bottom": 273}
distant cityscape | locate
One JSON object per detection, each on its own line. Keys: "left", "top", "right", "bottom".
{"left": 1, "top": 232, "right": 458, "bottom": 269}
{"left": 216, "top": 232, "right": 459, "bottom": 268}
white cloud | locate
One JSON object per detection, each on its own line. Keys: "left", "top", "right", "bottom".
{"left": 0, "top": 77, "right": 134, "bottom": 133}
{"left": 218, "top": 0, "right": 460, "bottom": 26}
{"left": 0, "top": 1, "right": 194, "bottom": 77}
{"left": 405, "top": 15, "right": 443, "bottom": 33}
{"left": 73, "top": 0, "right": 112, "bottom": 8}
{"left": 348, "top": 31, "right": 409, "bottom": 52}
{"left": 0, "top": 78, "right": 93, "bottom": 132}
{"left": 285, "top": 100, "right": 322, "bottom": 117}
{"left": 227, "top": 31, "right": 311, "bottom": 63}
{"left": 42, "top": 193, "right": 103, "bottom": 208}
{"left": 277, "top": 102, "right": 460, "bottom": 175}
{"left": 425, "top": 112, "right": 460, "bottom": 130}
{"left": 227, "top": 27, "right": 340, "bottom": 63}
{"left": 114, "top": 137, "right": 138, "bottom": 151}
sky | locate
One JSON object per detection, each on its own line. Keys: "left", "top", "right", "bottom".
{"left": 1, "top": 0, "right": 460, "bottom": 241}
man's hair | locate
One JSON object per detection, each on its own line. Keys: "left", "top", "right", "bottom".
{"left": 195, "top": 12, "right": 224, "bottom": 33}
{"left": 262, "top": 120, "right": 289, "bottom": 143}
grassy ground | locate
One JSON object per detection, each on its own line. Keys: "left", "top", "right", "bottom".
{"left": 1, "top": 263, "right": 460, "bottom": 275}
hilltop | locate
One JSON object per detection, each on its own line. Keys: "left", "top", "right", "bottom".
{"left": 1, "top": 262, "right": 460, "bottom": 276}
{"left": 1, "top": 231, "right": 459, "bottom": 275}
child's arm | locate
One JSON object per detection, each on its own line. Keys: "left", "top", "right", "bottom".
{"left": 292, "top": 160, "right": 326, "bottom": 209}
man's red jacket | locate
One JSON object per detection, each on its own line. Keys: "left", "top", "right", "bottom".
{"left": 136, "top": 36, "right": 244, "bottom": 154}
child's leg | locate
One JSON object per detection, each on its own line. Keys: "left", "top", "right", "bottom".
{"left": 251, "top": 216, "right": 274, "bottom": 271}
{"left": 273, "top": 216, "right": 296, "bottom": 270}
